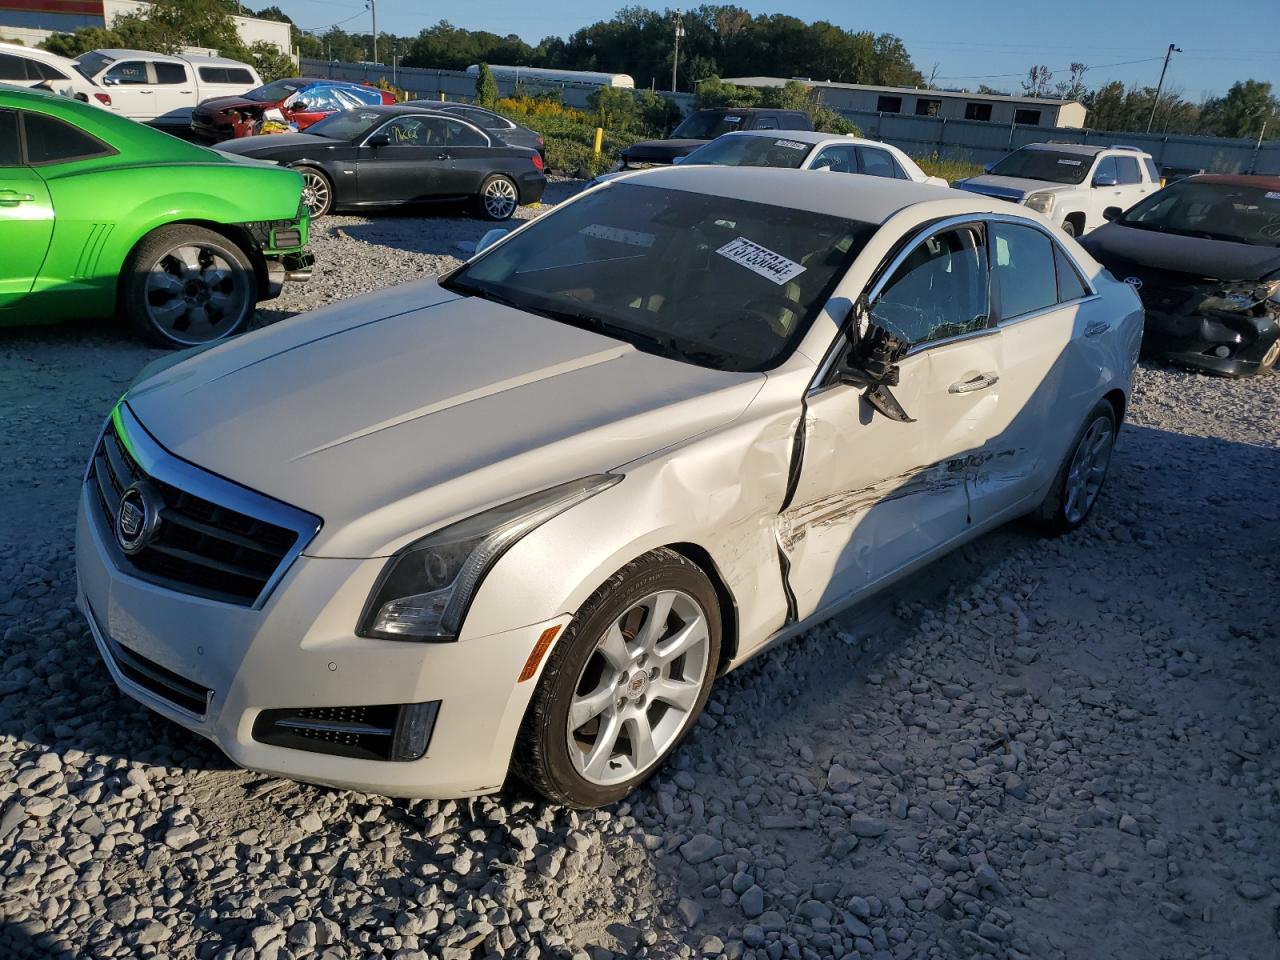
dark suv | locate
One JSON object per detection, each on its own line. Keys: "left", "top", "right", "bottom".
{"left": 621, "top": 108, "right": 813, "bottom": 168}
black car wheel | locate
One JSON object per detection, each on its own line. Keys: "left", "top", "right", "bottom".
{"left": 295, "top": 166, "right": 333, "bottom": 218}
{"left": 1060, "top": 219, "right": 1077, "bottom": 238}
{"left": 1034, "top": 400, "right": 1117, "bottom": 536}
{"left": 478, "top": 174, "right": 519, "bottom": 221}
{"left": 122, "top": 225, "right": 256, "bottom": 349}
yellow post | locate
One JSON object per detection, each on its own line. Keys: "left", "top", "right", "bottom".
{"left": 439, "top": 91, "right": 445, "bottom": 102}
{"left": 593, "top": 127, "right": 603, "bottom": 155}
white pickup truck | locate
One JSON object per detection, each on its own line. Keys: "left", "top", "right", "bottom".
{"left": 955, "top": 142, "right": 1160, "bottom": 236}
{"left": 72, "top": 48, "right": 260, "bottom": 131}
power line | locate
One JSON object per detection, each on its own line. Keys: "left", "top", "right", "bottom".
{"left": 934, "top": 55, "right": 1163, "bottom": 81}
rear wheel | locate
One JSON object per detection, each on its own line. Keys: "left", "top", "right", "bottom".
{"left": 514, "top": 549, "right": 720, "bottom": 808}
{"left": 1060, "top": 218, "right": 1078, "bottom": 238}
{"left": 1034, "top": 401, "right": 1117, "bottom": 536}
{"left": 477, "top": 174, "right": 519, "bottom": 221}
{"left": 121, "top": 225, "right": 256, "bottom": 348}
{"left": 295, "top": 165, "right": 333, "bottom": 217}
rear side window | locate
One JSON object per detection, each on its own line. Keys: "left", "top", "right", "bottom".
{"left": 22, "top": 111, "right": 113, "bottom": 165}
{"left": 753, "top": 116, "right": 779, "bottom": 130}
{"left": 859, "top": 147, "right": 903, "bottom": 179}
{"left": 31, "top": 60, "right": 69, "bottom": 81}
{"left": 1054, "top": 245, "right": 1090, "bottom": 301}
{"left": 0, "top": 52, "right": 27, "bottom": 81}
{"left": 0, "top": 110, "right": 18, "bottom": 164}
{"left": 1141, "top": 157, "right": 1160, "bottom": 182}
{"left": 154, "top": 62, "right": 187, "bottom": 84}
{"left": 446, "top": 119, "right": 487, "bottom": 147}
{"left": 991, "top": 223, "right": 1058, "bottom": 319}
{"left": 1114, "top": 156, "right": 1141, "bottom": 185}
{"left": 200, "top": 66, "right": 254, "bottom": 84}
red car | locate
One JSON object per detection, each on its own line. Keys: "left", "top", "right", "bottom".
{"left": 191, "top": 77, "right": 395, "bottom": 143}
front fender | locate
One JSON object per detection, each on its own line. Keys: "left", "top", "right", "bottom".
{"left": 456, "top": 375, "right": 810, "bottom": 664}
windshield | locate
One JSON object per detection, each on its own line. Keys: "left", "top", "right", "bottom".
{"left": 1120, "top": 180, "right": 1280, "bottom": 247}
{"left": 990, "top": 148, "right": 1092, "bottom": 185}
{"left": 245, "top": 79, "right": 303, "bottom": 102}
{"left": 672, "top": 111, "right": 746, "bottom": 140}
{"left": 73, "top": 51, "right": 112, "bottom": 82}
{"left": 444, "top": 183, "right": 875, "bottom": 372}
{"left": 682, "top": 135, "right": 810, "bottom": 169}
{"left": 307, "top": 110, "right": 384, "bottom": 140}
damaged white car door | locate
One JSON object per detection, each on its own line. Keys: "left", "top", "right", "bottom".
{"left": 781, "top": 222, "right": 1004, "bottom": 619}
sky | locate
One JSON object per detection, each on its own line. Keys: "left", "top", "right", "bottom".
{"left": 274, "top": 0, "right": 1280, "bottom": 101}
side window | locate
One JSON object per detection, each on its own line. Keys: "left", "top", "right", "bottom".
{"left": 21, "top": 111, "right": 113, "bottom": 165}
{"left": 1093, "top": 156, "right": 1118, "bottom": 184}
{"left": 754, "top": 116, "right": 779, "bottom": 130}
{"left": 378, "top": 117, "right": 430, "bottom": 145}
{"left": 1142, "top": 157, "right": 1160, "bottom": 182}
{"left": 871, "top": 226, "right": 990, "bottom": 348}
{"left": 153, "top": 62, "right": 187, "bottom": 84}
{"left": 0, "top": 110, "right": 19, "bottom": 165}
{"left": 991, "top": 223, "right": 1058, "bottom": 319}
{"left": 32, "top": 61, "right": 69, "bottom": 82}
{"left": 781, "top": 114, "right": 809, "bottom": 130}
{"left": 103, "top": 61, "right": 149, "bottom": 85}
{"left": 199, "top": 67, "right": 227, "bottom": 84}
{"left": 225, "top": 68, "right": 254, "bottom": 84}
{"left": 810, "top": 145, "right": 856, "bottom": 174}
{"left": 445, "top": 119, "right": 487, "bottom": 147}
{"left": 1054, "top": 245, "right": 1090, "bottom": 302}
{"left": 1114, "top": 156, "right": 1141, "bottom": 185}
{"left": 0, "top": 53, "right": 30, "bottom": 81}
{"left": 858, "top": 147, "right": 899, "bottom": 179}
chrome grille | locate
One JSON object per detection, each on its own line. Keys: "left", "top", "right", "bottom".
{"left": 87, "top": 406, "right": 320, "bottom": 607}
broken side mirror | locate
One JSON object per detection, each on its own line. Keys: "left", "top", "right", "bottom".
{"left": 838, "top": 302, "right": 915, "bottom": 423}
{"left": 474, "top": 227, "right": 509, "bottom": 256}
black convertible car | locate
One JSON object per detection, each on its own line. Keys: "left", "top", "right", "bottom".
{"left": 216, "top": 105, "right": 547, "bottom": 220}
{"left": 1081, "top": 174, "right": 1280, "bottom": 378}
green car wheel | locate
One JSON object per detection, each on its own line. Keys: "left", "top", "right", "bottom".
{"left": 122, "top": 225, "right": 256, "bottom": 348}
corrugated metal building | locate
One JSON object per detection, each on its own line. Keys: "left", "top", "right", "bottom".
{"left": 724, "top": 76, "right": 1087, "bottom": 129}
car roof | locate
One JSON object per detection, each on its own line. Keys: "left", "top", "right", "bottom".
{"left": 91, "top": 48, "right": 186, "bottom": 64}
{"left": 1188, "top": 173, "right": 1280, "bottom": 191}
{"left": 717, "top": 129, "right": 879, "bottom": 147}
{"left": 696, "top": 106, "right": 805, "bottom": 115}
{"left": 182, "top": 54, "right": 252, "bottom": 67}
{"left": 1022, "top": 142, "right": 1151, "bottom": 159}
{"left": 610, "top": 165, "right": 995, "bottom": 225}
{"left": 0, "top": 42, "right": 71, "bottom": 62}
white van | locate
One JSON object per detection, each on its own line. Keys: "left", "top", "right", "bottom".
{"left": 0, "top": 42, "right": 101, "bottom": 101}
{"left": 72, "top": 48, "right": 261, "bottom": 129}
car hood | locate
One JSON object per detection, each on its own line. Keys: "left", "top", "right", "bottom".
{"left": 216, "top": 133, "right": 331, "bottom": 156}
{"left": 1081, "top": 223, "right": 1280, "bottom": 283}
{"left": 125, "top": 279, "right": 765, "bottom": 558}
{"left": 196, "top": 94, "right": 276, "bottom": 114}
{"left": 956, "top": 175, "right": 1070, "bottom": 201}
{"left": 622, "top": 139, "right": 708, "bottom": 163}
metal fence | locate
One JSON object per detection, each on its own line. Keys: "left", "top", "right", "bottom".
{"left": 300, "top": 58, "right": 697, "bottom": 113}
{"left": 836, "top": 110, "right": 1280, "bottom": 175}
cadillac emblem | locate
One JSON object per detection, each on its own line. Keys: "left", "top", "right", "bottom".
{"left": 115, "top": 482, "right": 161, "bottom": 555}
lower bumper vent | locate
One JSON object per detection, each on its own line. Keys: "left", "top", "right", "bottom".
{"left": 252, "top": 701, "right": 440, "bottom": 762}
{"left": 103, "top": 633, "right": 212, "bottom": 717}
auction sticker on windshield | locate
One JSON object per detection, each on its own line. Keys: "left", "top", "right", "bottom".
{"left": 775, "top": 139, "right": 807, "bottom": 150}
{"left": 717, "top": 237, "right": 806, "bottom": 285}
{"left": 1057, "top": 159, "right": 1082, "bottom": 166}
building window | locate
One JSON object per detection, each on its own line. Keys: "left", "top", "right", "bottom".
{"left": 876, "top": 96, "right": 902, "bottom": 113}
{"left": 964, "top": 102, "right": 992, "bottom": 122}
{"left": 915, "top": 98, "right": 941, "bottom": 117}
{"left": 1014, "top": 108, "right": 1042, "bottom": 126}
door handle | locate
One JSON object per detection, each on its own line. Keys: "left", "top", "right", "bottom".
{"left": 0, "top": 189, "right": 35, "bottom": 205}
{"left": 949, "top": 372, "right": 999, "bottom": 394}
{"left": 434, "top": 152, "right": 450, "bottom": 160}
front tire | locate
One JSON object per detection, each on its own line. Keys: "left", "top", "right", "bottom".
{"left": 1033, "top": 400, "right": 1117, "bottom": 536}
{"left": 294, "top": 165, "right": 333, "bottom": 217}
{"left": 514, "top": 549, "right": 721, "bottom": 808}
{"left": 477, "top": 173, "right": 519, "bottom": 221}
{"left": 121, "top": 225, "right": 256, "bottom": 348}
{"left": 1060, "top": 218, "right": 1078, "bottom": 238}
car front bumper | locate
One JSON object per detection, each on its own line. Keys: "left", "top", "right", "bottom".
{"left": 1143, "top": 307, "right": 1280, "bottom": 378}
{"left": 75, "top": 483, "right": 568, "bottom": 798}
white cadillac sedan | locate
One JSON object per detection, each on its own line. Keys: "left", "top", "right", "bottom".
{"left": 76, "top": 167, "right": 1142, "bottom": 808}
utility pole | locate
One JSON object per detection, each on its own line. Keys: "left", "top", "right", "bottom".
{"left": 671, "top": 11, "right": 684, "bottom": 93}
{"left": 368, "top": 0, "right": 377, "bottom": 64}
{"left": 1145, "top": 43, "right": 1181, "bottom": 133}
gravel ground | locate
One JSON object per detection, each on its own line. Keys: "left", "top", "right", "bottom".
{"left": 1, "top": 184, "right": 1278, "bottom": 960}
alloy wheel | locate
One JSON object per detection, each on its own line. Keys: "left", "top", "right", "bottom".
{"left": 1261, "top": 338, "right": 1280, "bottom": 371}
{"left": 567, "top": 589, "right": 710, "bottom": 786}
{"left": 144, "top": 243, "right": 252, "bottom": 345}
{"left": 482, "top": 177, "right": 518, "bottom": 219}
{"left": 1063, "top": 416, "right": 1114, "bottom": 525}
{"left": 300, "top": 170, "right": 330, "bottom": 216}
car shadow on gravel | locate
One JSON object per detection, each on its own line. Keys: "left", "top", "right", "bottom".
{"left": 0, "top": 920, "right": 80, "bottom": 959}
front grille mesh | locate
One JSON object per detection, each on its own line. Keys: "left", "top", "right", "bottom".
{"left": 89, "top": 424, "right": 297, "bottom": 606}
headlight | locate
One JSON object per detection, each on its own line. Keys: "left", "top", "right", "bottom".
{"left": 358, "top": 475, "right": 622, "bottom": 641}
{"left": 1262, "top": 278, "right": 1280, "bottom": 304}
{"left": 1024, "top": 192, "right": 1056, "bottom": 215}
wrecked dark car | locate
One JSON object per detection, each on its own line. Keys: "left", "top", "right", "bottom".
{"left": 1080, "top": 174, "right": 1280, "bottom": 377}
{"left": 619, "top": 108, "right": 813, "bottom": 169}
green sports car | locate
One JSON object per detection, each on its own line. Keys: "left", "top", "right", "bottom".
{"left": 0, "top": 83, "right": 312, "bottom": 347}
